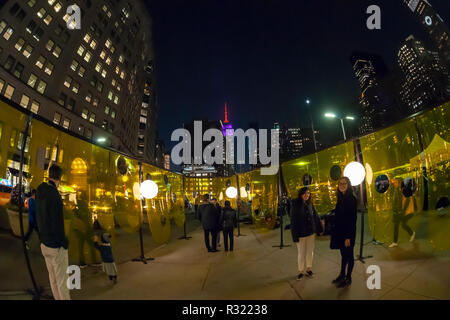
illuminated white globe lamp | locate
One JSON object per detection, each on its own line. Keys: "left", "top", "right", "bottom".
{"left": 344, "top": 161, "right": 366, "bottom": 186}
{"left": 226, "top": 186, "right": 238, "bottom": 199}
{"left": 140, "top": 180, "right": 158, "bottom": 199}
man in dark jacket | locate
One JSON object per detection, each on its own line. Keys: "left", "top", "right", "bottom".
{"left": 221, "top": 201, "right": 237, "bottom": 251}
{"left": 36, "top": 164, "right": 70, "bottom": 300}
{"left": 198, "top": 194, "right": 219, "bottom": 252}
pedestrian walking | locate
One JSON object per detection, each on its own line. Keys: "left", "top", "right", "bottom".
{"left": 290, "top": 187, "right": 323, "bottom": 280}
{"left": 198, "top": 194, "right": 219, "bottom": 252}
{"left": 36, "top": 164, "right": 70, "bottom": 300}
{"left": 389, "top": 178, "right": 416, "bottom": 248}
{"left": 93, "top": 232, "right": 118, "bottom": 284}
{"left": 330, "top": 176, "right": 357, "bottom": 288}
{"left": 221, "top": 200, "right": 237, "bottom": 252}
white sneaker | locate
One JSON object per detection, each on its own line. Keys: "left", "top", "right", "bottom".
{"left": 388, "top": 243, "right": 398, "bottom": 248}
{"left": 409, "top": 232, "right": 416, "bottom": 242}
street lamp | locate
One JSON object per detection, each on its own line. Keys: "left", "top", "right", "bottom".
{"left": 324, "top": 113, "right": 355, "bottom": 141}
{"left": 305, "top": 99, "right": 317, "bottom": 151}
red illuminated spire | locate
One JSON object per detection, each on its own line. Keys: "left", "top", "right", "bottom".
{"left": 224, "top": 102, "right": 229, "bottom": 123}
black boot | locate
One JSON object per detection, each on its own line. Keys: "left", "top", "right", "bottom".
{"left": 332, "top": 274, "right": 345, "bottom": 285}
{"left": 336, "top": 276, "right": 352, "bottom": 288}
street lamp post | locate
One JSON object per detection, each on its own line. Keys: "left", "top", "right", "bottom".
{"left": 305, "top": 99, "right": 317, "bottom": 151}
{"left": 324, "top": 113, "right": 355, "bottom": 141}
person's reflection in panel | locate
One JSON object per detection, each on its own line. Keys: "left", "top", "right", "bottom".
{"left": 72, "top": 191, "right": 98, "bottom": 266}
{"left": 389, "top": 178, "right": 416, "bottom": 248}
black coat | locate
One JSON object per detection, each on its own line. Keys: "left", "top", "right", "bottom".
{"left": 290, "top": 201, "right": 322, "bottom": 242}
{"left": 330, "top": 193, "right": 357, "bottom": 249}
{"left": 221, "top": 207, "right": 237, "bottom": 229}
{"left": 198, "top": 203, "right": 219, "bottom": 230}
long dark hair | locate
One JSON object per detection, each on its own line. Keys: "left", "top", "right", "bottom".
{"left": 337, "top": 176, "right": 354, "bottom": 202}
{"left": 295, "top": 187, "right": 311, "bottom": 206}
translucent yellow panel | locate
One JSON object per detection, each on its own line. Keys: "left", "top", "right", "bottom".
{"left": 360, "top": 117, "right": 424, "bottom": 245}
{"left": 415, "top": 102, "right": 450, "bottom": 250}
{"left": 282, "top": 141, "right": 355, "bottom": 215}
{"left": 238, "top": 169, "right": 278, "bottom": 231}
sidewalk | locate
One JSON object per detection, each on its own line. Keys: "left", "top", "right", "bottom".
{"left": 70, "top": 222, "right": 449, "bottom": 300}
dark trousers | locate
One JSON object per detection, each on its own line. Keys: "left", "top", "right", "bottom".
{"left": 393, "top": 213, "right": 413, "bottom": 243}
{"left": 340, "top": 246, "right": 354, "bottom": 278}
{"left": 24, "top": 222, "right": 38, "bottom": 241}
{"left": 204, "top": 229, "right": 217, "bottom": 251}
{"left": 223, "top": 227, "right": 234, "bottom": 251}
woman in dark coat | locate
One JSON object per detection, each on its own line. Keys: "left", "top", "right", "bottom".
{"left": 291, "top": 187, "right": 323, "bottom": 280}
{"left": 330, "top": 176, "right": 358, "bottom": 288}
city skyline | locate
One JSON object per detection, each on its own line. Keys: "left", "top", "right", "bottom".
{"left": 148, "top": 0, "right": 450, "bottom": 153}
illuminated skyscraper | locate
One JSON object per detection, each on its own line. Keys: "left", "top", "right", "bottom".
{"left": 404, "top": 0, "right": 450, "bottom": 64}
{"left": 397, "top": 35, "right": 450, "bottom": 113}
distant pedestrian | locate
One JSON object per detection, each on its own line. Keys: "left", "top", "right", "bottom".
{"left": 330, "top": 176, "right": 357, "bottom": 288}
{"left": 24, "top": 189, "right": 38, "bottom": 244}
{"left": 211, "top": 198, "right": 222, "bottom": 247}
{"left": 290, "top": 187, "right": 323, "bottom": 280}
{"left": 93, "top": 232, "right": 118, "bottom": 284}
{"left": 198, "top": 194, "right": 219, "bottom": 252}
{"left": 389, "top": 178, "right": 416, "bottom": 248}
{"left": 221, "top": 201, "right": 237, "bottom": 252}
{"left": 36, "top": 164, "right": 70, "bottom": 300}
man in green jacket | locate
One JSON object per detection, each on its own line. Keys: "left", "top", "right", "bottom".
{"left": 36, "top": 164, "right": 70, "bottom": 300}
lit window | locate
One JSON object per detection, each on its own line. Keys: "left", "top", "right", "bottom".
{"left": 105, "top": 56, "right": 111, "bottom": 65}
{"left": 105, "top": 39, "right": 112, "bottom": 49}
{"left": 15, "top": 38, "right": 25, "bottom": 51}
{"left": 23, "top": 44, "right": 33, "bottom": 58}
{"left": 44, "top": 62, "right": 54, "bottom": 75}
{"left": 101, "top": 69, "right": 107, "bottom": 78}
{"left": 72, "top": 82, "right": 79, "bottom": 93}
{"left": 27, "top": 74, "right": 38, "bottom": 88}
{"left": 90, "top": 40, "right": 97, "bottom": 50}
{"left": 3, "top": 27, "right": 14, "bottom": 40}
{"left": 105, "top": 105, "right": 110, "bottom": 114}
{"left": 112, "top": 79, "right": 116, "bottom": 86}
{"left": 37, "top": 80, "right": 47, "bottom": 94}
{"left": 37, "top": 8, "right": 46, "bottom": 18}
{"left": 28, "top": 0, "right": 37, "bottom": 7}
{"left": 64, "top": 76, "right": 72, "bottom": 88}
{"left": 114, "top": 95, "right": 119, "bottom": 104}
{"left": 46, "top": 39, "right": 55, "bottom": 51}
{"left": 95, "top": 62, "right": 102, "bottom": 72}
{"left": 30, "top": 100, "right": 39, "bottom": 113}
{"left": 100, "top": 50, "right": 106, "bottom": 59}
{"left": 108, "top": 91, "right": 113, "bottom": 100}
{"left": 81, "top": 108, "right": 89, "bottom": 119}
{"left": 62, "top": 118, "right": 70, "bottom": 129}
{"left": 44, "top": 14, "right": 53, "bottom": 25}
{"left": 115, "top": 66, "right": 119, "bottom": 74}
{"left": 70, "top": 60, "right": 78, "bottom": 71}
{"left": 20, "top": 95, "right": 30, "bottom": 108}
{"left": 53, "top": 45, "right": 61, "bottom": 58}
{"left": 78, "top": 66, "right": 85, "bottom": 77}
{"left": 53, "top": 2, "right": 62, "bottom": 12}
{"left": 89, "top": 113, "right": 96, "bottom": 123}
{"left": 110, "top": 46, "right": 115, "bottom": 53}
{"left": 53, "top": 112, "right": 61, "bottom": 125}
{"left": 93, "top": 98, "right": 99, "bottom": 107}
{"left": 0, "top": 20, "right": 7, "bottom": 34}
{"left": 77, "top": 45, "right": 85, "bottom": 56}
{"left": 48, "top": 0, "right": 56, "bottom": 6}
{"left": 84, "top": 33, "right": 91, "bottom": 43}
{"left": 4, "top": 84, "right": 15, "bottom": 99}
{"left": 85, "top": 92, "right": 92, "bottom": 103}
{"left": 111, "top": 110, "right": 116, "bottom": 119}
{"left": 35, "top": 55, "right": 46, "bottom": 69}
{"left": 119, "top": 55, "right": 124, "bottom": 63}
{"left": 120, "top": 71, "right": 125, "bottom": 80}
{"left": 84, "top": 51, "right": 92, "bottom": 63}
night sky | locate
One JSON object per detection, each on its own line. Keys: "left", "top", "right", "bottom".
{"left": 146, "top": 0, "right": 450, "bottom": 150}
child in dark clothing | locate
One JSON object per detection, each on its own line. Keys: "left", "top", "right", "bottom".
{"left": 93, "top": 233, "right": 117, "bottom": 284}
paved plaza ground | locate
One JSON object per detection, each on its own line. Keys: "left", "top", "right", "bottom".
{"left": 1, "top": 213, "right": 449, "bottom": 300}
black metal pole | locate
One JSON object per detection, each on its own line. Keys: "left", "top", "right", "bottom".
{"left": 17, "top": 114, "right": 46, "bottom": 299}
{"left": 273, "top": 167, "right": 291, "bottom": 249}
{"left": 132, "top": 162, "right": 154, "bottom": 264}
{"left": 353, "top": 138, "right": 372, "bottom": 263}
{"left": 235, "top": 175, "right": 245, "bottom": 237}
